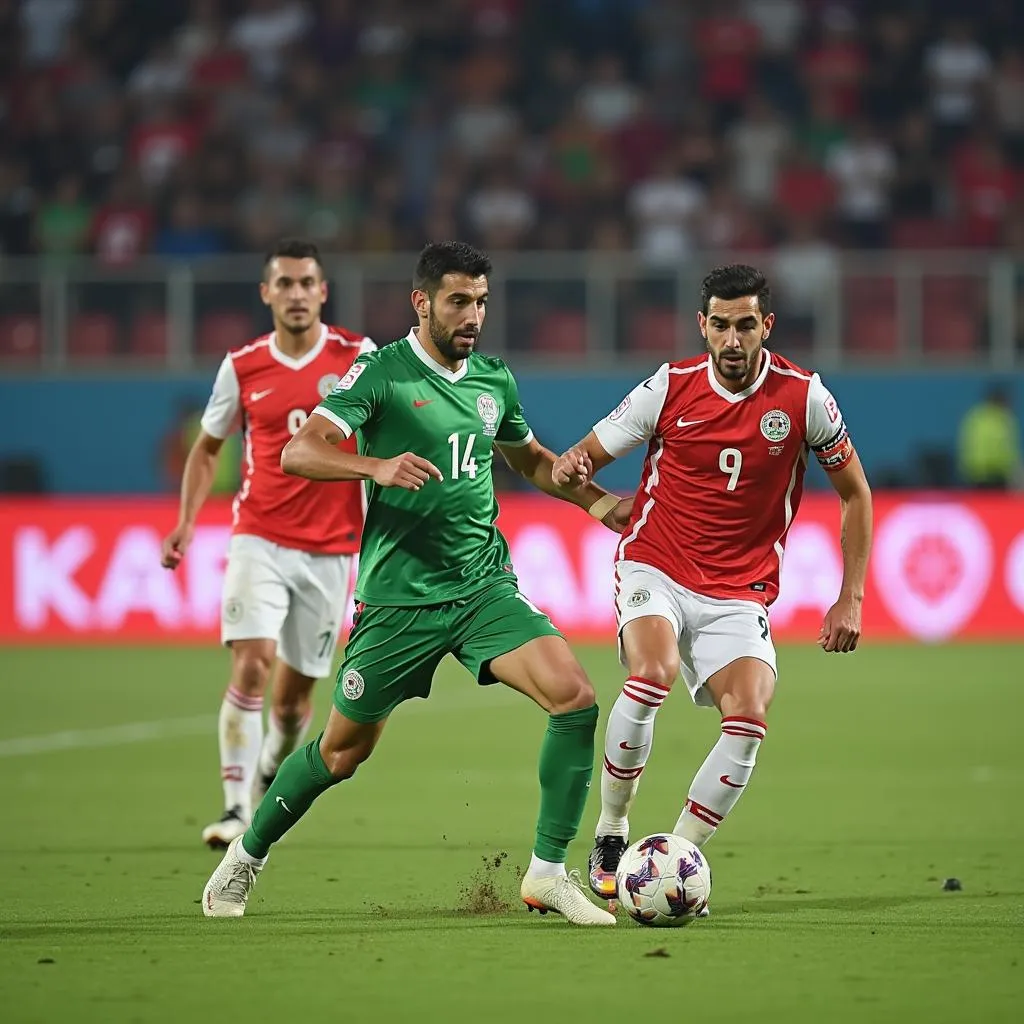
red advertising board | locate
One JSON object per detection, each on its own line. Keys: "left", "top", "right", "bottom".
{"left": 1, "top": 495, "right": 1022, "bottom": 643}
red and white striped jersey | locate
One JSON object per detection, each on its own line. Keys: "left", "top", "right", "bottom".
{"left": 594, "top": 350, "right": 854, "bottom": 605}
{"left": 200, "top": 323, "right": 375, "bottom": 555}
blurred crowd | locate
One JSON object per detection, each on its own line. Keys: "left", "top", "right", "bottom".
{"left": 3, "top": 0, "right": 1024, "bottom": 266}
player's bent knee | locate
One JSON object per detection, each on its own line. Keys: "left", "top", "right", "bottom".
{"left": 233, "top": 653, "right": 273, "bottom": 694}
{"left": 716, "top": 678, "right": 774, "bottom": 723}
{"left": 546, "top": 670, "right": 595, "bottom": 714}
{"left": 271, "top": 696, "right": 311, "bottom": 724}
{"left": 319, "top": 742, "right": 374, "bottom": 781}
{"left": 626, "top": 656, "right": 679, "bottom": 691}
{"left": 725, "top": 698, "right": 769, "bottom": 722}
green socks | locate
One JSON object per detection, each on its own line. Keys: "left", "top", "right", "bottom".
{"left": 242, "top": 733, "right": 338, "bottom": 859}
{"left": 241, "top": 707, "right": 599, "bottom": 865}
{"left": 533, "top": 704, "right": 599, "bottom": 862}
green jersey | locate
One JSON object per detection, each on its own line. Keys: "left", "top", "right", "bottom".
{"left": 315, "top": 329, "right": 534, "bottom": 606}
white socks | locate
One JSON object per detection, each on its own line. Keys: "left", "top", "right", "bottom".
{"left": 674, "top": 716, "right": 767, "bottom": 847}
{"left": 258, "top": 708, "right": 313, "bottom": 780}
{"left": 219, "top": 686, "right": 264, "bottom": 819}
{"left": 527, "top": 853, "right": 566, "bottom": 879}
{"left": 595, "top": 676, "right": 670, "bottom": 838}
{"left": 236, "top": 839, "right": 268, "bottom": 867}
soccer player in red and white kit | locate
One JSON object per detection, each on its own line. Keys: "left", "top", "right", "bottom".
{"left": 160, "top": 239, "right": 374, "bottom": 848}
{"left": 552, "top": 265, "right": 873, "bottom": 902}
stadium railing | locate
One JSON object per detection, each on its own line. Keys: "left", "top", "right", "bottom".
{"left": 0, "top": 250, "right": 1019, "bottom": 371}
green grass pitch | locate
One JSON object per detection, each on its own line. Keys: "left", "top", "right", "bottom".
{"left": 1, "top": 643, "right": 1022, "bottom": 1023}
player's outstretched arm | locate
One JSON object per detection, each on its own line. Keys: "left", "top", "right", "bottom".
{"left": 819, "top": 452, "right": 873, "bottom": 653}
{"left": 498, "top": 435, "right": 629, "bottom": 531}
{"left": 161, "top": 429, "right": 224, "bottom": 570}
{"left": 282, "top": 411, "right": 442, "bottom": 490}
{"left": 551, "top": 430, "right": 617, "bottom": 487}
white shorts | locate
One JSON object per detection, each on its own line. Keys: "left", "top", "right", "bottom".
{"left": 615, "top": 560, "right": 777, "bottom": 707}
{"left": 221, "top": 534, "right": 353, "bottom": 679}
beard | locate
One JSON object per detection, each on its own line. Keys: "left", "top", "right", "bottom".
{"left": 708, "top": 340, "right": 761, "bottom": 382}
{"left": 428, "top": 310, "right": 477, "bottom": 361}
{"left": 280, "top": 309, "right": 315, "bottom": 334}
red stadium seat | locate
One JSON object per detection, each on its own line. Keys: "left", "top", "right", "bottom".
{"left": 69, "top": 312, "right": 118, "bottom": 358}
{"left": 528, "top": 310, "right": 587, "bottom": 353}
{"left": 197, "top": 311, "right": 255, "bottom": 357}
{"left": 0, "top": 315, "right": 43, "bottom": 361}
{"left": 628, "top": 308, "right": 681, "bottom": 354}
{"left": 923, "top": 307, "right": 981, "bottom": 354}
{"left": 843, "top": 277, "right": 897, "bottom": 354}
{"left": 843, "top": 275, "right": 896, "bottom": 311}
{"left": 891, "top": 218, "right": 962, "bottom": 249}
{"left": 129, "top": 311, "right": 169, "bottom": 357}
{"left": 846, "top": 308, "right": 899, "bottom": 354}
{"left": 922, "top": 275, "right": 982, "bottom": 311}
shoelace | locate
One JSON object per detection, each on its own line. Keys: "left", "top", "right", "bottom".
{"left": 564, "top": 869, "right": 588, "bottom": 895}
{"left": 221, "top": 861, "right": 258, "bottom": 905}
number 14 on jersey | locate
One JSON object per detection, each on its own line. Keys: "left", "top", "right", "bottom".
{"left": 448, "top": 433, "right": 478, "bottom": 480}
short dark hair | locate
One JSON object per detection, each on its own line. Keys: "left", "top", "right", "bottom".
{"left": 700, "top": 264, "right": 771, "bottom": 317}
{"left": 413, "top": 241, "right": 492, "bottom": 297}
{"left": 263, "top": 238, "right": 323, "bottom": 279}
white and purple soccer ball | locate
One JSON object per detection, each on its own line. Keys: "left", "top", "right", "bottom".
{"left": 615, "top": 833, "right": 712, "bottom": 927}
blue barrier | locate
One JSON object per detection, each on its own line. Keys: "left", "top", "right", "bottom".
{"left": 1, "top": 367, "right": 1020, "bottom": 493}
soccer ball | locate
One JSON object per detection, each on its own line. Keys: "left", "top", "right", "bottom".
{"left": 615, "top": 833, "right": 712, "bottom": 927}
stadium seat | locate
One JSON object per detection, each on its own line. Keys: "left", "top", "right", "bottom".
{"left": 922, "top": 275, "right": 982, "bottom": 311}
{"left": 846, "top": 308, "right": 899, "bottom": 354}
{"left": 197, "top": 311, "right": 254, "bottom": 357}
{"left": 891, "top": 218, "right": 962, "bottom": 249}
{"left": 923, "top": 307, "right": 981, "bottom": 354}
{"left": 129, "top": 311, "right": 169, "bottom": 358}
{"left": 628, "top": 308, "right": 681, "bottom": 354}
{"left": 0, "top": 315, "right": 43, "bottom": 361}
{"left": 68, "top": 312, "right": 118, "bottom": 359}
{"left": 843, "top": 277, "right": 897, "bottom": 354}
{"left": 528, "top": 310, "right": 587, "bottom": 353}
{"left": 843, "top": 276, "right": 896, "bottom": 311}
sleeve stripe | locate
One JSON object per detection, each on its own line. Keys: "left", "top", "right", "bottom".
{"left": 312, "top": 407, "right": 354, "bottom": 438}
{"left": 199, "top": 354, "right": 240, "bottom": 439}
{"left": 496, "top": 429, "right": 534, "bottom": 448}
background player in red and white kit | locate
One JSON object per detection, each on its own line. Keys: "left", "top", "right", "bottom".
{"left": 160, "top": 239, "right": 374, "bottom": 848}
{"left": 552, "top": 264, "right": 873, "bottom": 901}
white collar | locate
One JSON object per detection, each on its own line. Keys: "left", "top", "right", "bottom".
{"left": 406, "top": 327, "right": 468, "bottom": 383}
{"left": 706, "top": 348, "right": 771, "bottom": 403}
{"left": 269, "top": 323, "right": 327, "bottom": 370}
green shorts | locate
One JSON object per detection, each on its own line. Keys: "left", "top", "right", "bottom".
{"left": 333, "top": 580, "right": 562, "bottom": 723}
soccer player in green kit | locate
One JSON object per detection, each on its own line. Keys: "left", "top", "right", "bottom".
{"left": 202, "top": 241, "right": 628, "bottom": 925}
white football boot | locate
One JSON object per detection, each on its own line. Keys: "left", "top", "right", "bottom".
{"left": 202, "top": 836, "right": 263, "bottom": 918}
{"left": 521, "top": 869, "right": 617, "bottom": 926}
{"left": 201, "top": 805, "right": 247, "bottom": 849}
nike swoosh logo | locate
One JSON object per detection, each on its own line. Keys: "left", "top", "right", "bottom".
{"left": 276, "top": 796, "right": 293, "bottom": 813}
{"left": 250, "top": 389, "right": 274, "bottom": 402}
{"left": 619, "top": 741, "right": 646, "bottom": 750}
{"left": 642, "top": 379, "right": 654, "bottom": 390}
{"left": 720, "top": 775, "right": 744, "bottom": 789}
{"left": 413, "top": 399, "right": 433, "bottom": 407}
{"left": 677, "top": 419, "right": 705, "bottom": 428}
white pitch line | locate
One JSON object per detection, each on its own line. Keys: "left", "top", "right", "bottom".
{"left": 0, "top": 715, "right": 216, "bottom": 758}
{"left": 0, "top": 684, "right": 533, "bottom": 759}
